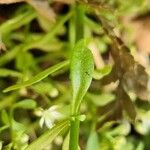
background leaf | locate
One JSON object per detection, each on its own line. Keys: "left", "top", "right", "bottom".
{"left": 86, "top": 132, "right": 99, "bottom": 150}
{"left": 12, "top": 99, "right": 37, "bottom": 109}
{"left": 0, "top": 68, "right": 22, "bottom": 77}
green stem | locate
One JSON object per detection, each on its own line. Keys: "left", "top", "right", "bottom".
{"left": 69, "top": 119, "right": 80, "bottom": 150}
{"left": 69, "top": 5, "right": 76, "bottom": 50}
{"left": 75, "top": 4, "right": 85, "bottom": 42}
{"left": 69, "top": 3, "right": 85, "bottom": 150}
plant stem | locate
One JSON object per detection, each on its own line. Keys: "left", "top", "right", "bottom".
{"left": 69, "top": 3, "right": 85, "bottom": 150}
{"left": 75, "top": 4, "right": 85, "bottom": 42}
{"left": 69, "top": 119, "right": 80, "bottom": 150}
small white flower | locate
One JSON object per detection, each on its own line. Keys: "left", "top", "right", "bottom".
{"left": 39, "top": 105, "right": 63, "bottom": 129}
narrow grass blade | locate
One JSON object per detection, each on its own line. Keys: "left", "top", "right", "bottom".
{"left": 25, "top": 120, "right": 69, "bottom": 150}
{"left": 3, "top": 60, "right": 69, "bottom": 92}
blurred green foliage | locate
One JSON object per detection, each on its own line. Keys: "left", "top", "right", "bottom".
{"left": 0, "top": 0, "right": 150, "bottom": 150}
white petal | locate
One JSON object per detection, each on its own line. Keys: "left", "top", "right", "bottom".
{"left": 51, "top": 111, "right": 63, "bottom": 119}
{"left": 39, "top": 117, "right": 44, "bottom": 128}
{"left": 45, "top": 119, "right": 54, "bottom": 128}
{"left": 48, "top": 105, "right": 59, "bottom": 111}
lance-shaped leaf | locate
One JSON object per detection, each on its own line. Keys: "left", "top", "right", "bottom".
{"left": 25, "top": 120, "right": 69, "bottom": 150}
{"left": 12, "top": 99, "right": 37, "bottom": 110}
{"left": 70, "top": 39, "right": 94, "bottom": 113}
{"left": 3, "top": 60, "right": 69, "bottom": 92}
{"left": 0, "top": 11, "right": 36, "bottom": 35}
{"left": 0, "top": 68, "right": 22, "bottom": 77}
{"left": 86, "top": 132, "right": 99, "bottom": 150}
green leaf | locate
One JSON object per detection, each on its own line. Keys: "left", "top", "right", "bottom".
{"left": 24, "top": 12, "right": 72, "bottom": 51}
{"left": 25, "top": 120, "right": 69, "bottom": 150}
{"left": 31, "top": 82, "right": 55, "bottom": 94}
{"left": 136, "top": 142, "right": 144, "bottom": 150}
{"left": 93, "top": 65, "right": 112, "bottom": 80}
{"left": 3, "top": 60, "right": 69, "bottom": 92}
{"left": 70, "top": 39, "right": 94, "bottom": 113}
{"left": 85, "top": 17, "right": 103, "bottom": 34}
{"left": 0, "top": 68, "right": 22, "bottom": 77}
{"left": 11, "top": 119, "right": 26, "bottom": 132}
{"left": 0, "top": 10, "right": 35, "bottom": 36}
{"left": 87, "top": 92, "right": 115, "bottom": 106}
{"left": 15, "top": 51, "right": 34, "bottom": 71}
{"left": 1, "top": 110, "right": 10, "bottom": 125}
{"left": 86, "top": 132, "right": 99, "bottom": 150}
{"left": 0, "top": 45, "right": 20, "bottom": 67}
{"left": 12, "top": 99, "right": 37, "bottom": 110}
{"left": 62, "top": 132, "right": 70, "bottom": 150}
{"left": 0, "top": 94, "right": 17, "bottom": 110}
